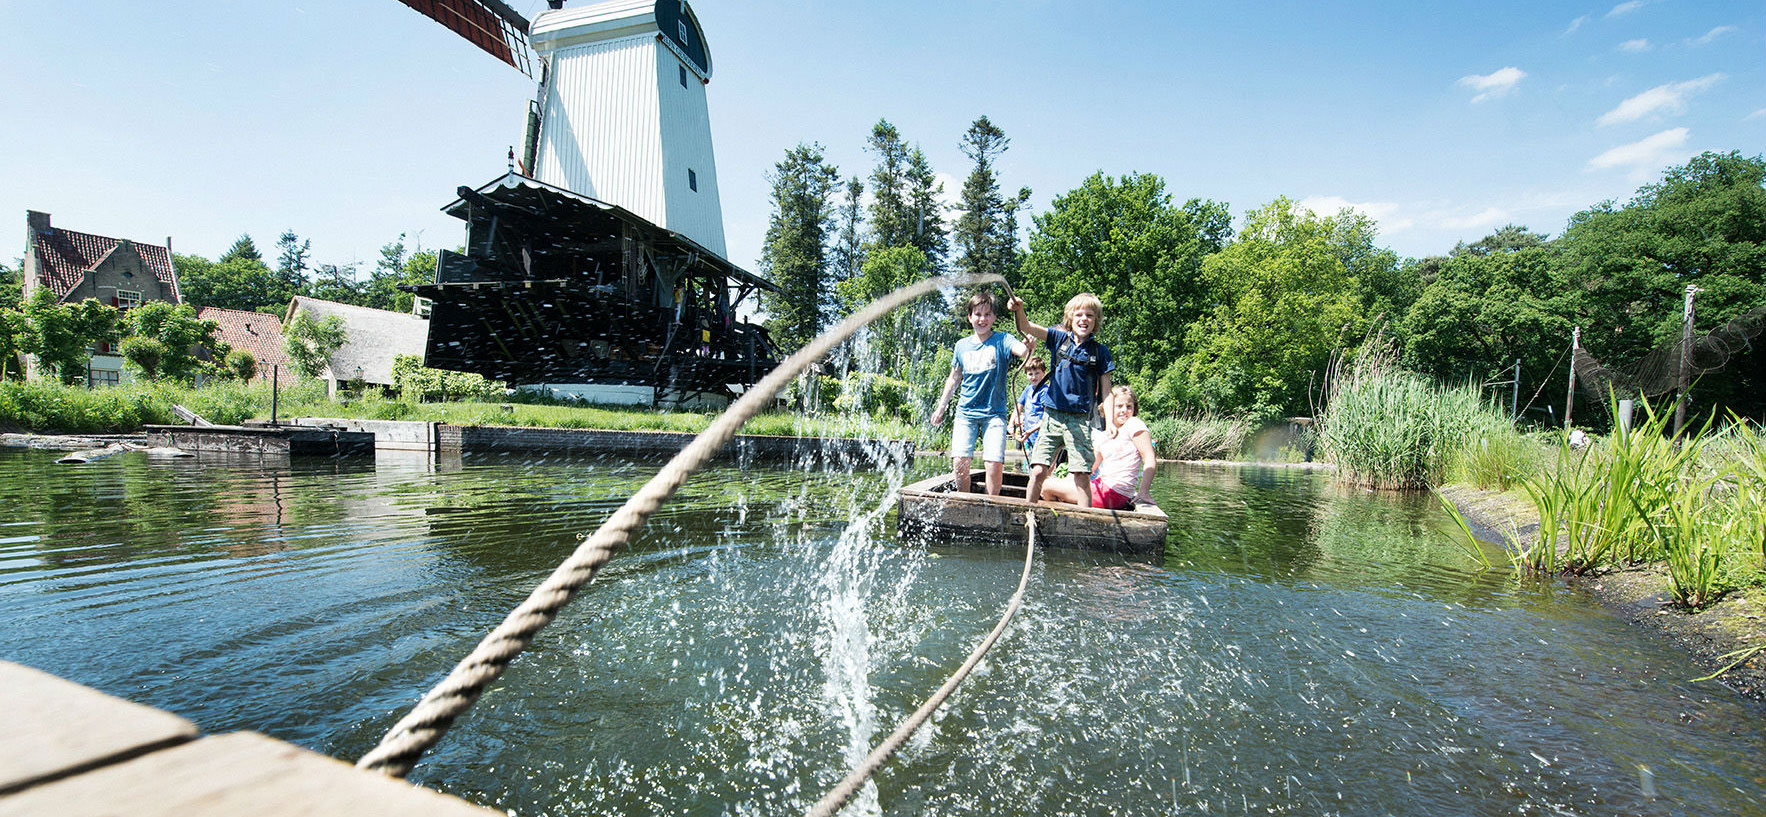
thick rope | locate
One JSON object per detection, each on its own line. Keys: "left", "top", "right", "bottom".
{"left": 804, "top": 509, "right": 1038, "bottom": 817}
{"left": 357, "top": 272, "right": 1005, "bottom": 777}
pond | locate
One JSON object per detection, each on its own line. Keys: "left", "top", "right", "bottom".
{"left": 2, "top": 447, "right": 1762, "bottom": 816}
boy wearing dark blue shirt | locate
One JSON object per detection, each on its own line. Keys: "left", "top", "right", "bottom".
{"left": 1007, "top": 292, "right": 1114, "bottom": 507}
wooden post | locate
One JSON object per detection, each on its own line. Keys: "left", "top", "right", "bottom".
{"left": 1674, "top": 285, "right": 1698, "bottom": 436}
{"left": 271, "top": 365, "right": 280, "bottom": 426}
{"left": 1511, "top": 358, "right": 1520, "bottom": 419}
{"left": 1564, "top": 327, "right": 1579, "bottom": 431}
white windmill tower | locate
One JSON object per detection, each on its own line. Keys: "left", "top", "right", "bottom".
{"left": 525, "top": 0, "right": 726, "bottom": 256}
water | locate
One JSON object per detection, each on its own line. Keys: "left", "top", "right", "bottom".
{"left": 2, "top": 448, "right": 1762, "bottom": 816}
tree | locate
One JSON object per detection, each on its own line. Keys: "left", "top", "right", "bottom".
{"left": 954, "top": 116, "right": 1014, "bottom": 281}
{"left": 362, "top": 234, "right": 408, "bottom": 312}
{"left": 1019, "top": 172, "right": 1226, "bottom": 389}
{"left": 221, "top": 235, "right": 263, "bottom": 266}
{"left": 22, "top": 289, "right": 118, "bottom": 384}
{"left": 839, "top": 246, "right": 933, "bottom": 366}
{"left": 308, "top": 262, "right": 363, "bottom": 305}
{"left": 829, "top": 176, "right": 865, "bottom": 319}
{"left": 759, "top": 143, "right": 840, "bottom": 350}
{"left": 275, "top": 230, "right": 312, "bottom": 300}
{"left": 1175, "top": 198, "right": 1373, "bottom": 417}
{"left": 126, "top": 300, "right": 219, "bottom": 382}
{"left": 176, "top": 250, "right": 280, "bottom": 312}
{"left": 284, "top": 311, "right": 348, "bottom": 379}
{"left": 0, "top": 310, "right": 27, "bottom": 381}
{"left": 1556, "top": 150, "right": 1766, "bottom": 416}
{"left": 225, "top": 349, "right": 257, "bottom": 381}
{"left": 866, "top": 120, "right": 913, "bottom": 251}
{"left": 119, "top": 336, "right": 167, "bottom": 381}
{"left": 904, "top": 147, "right": 948, "bottom": 270}
{"left": 1, "top": 256, "right": 21, "bottom": 313}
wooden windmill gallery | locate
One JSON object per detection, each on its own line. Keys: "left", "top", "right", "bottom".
{"left": 398, "top": 0, "right": 782, "bottom": 407}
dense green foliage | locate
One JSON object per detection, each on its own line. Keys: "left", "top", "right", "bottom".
{"left": 172, "top": 229, "right": 438, "bottom": 316}
{"left": 282, "top": 312, "right": 347, "bottom": 378}
{"left": 390, "top": 354, "right": 505, "bottom": 402}
{"left": 759, "top": 143, "right": 840, "bottom": 349}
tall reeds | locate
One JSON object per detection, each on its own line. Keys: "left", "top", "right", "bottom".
{"left": 1317, "top": 344, "right": 1504, "bottom": 490}
{"left": 1146, "top": 413, "right": 1254, "bottom": 460}
{"left": 1510, "top": 397, "right": 1766, "bottom": 607}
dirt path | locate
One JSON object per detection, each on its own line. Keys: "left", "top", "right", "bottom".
{"left": 1437, "top": 483, "right": 1766, "bottom": 703}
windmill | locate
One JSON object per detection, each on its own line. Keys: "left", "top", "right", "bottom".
{"left": 394, "top": 0, "right": 779, "bottom": 407}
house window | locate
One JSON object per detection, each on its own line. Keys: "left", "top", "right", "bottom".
{"left": 688, "top": 169, "right": 698, "bottom": 191}
{"left": 89, "top": 368, "right": 120, "bottom": 388}
{"left": 679, "top": 65, "right": 688, "bottom": 89}
{"left": 117, "top": 289, "right": 142, "bottom": 309}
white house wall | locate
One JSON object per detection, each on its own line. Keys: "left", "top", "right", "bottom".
{"left": 656, "top": 47, "right": 726, "bottom": 256}
{"left": 535, "top": 36, "right": 666, "bottom": 230}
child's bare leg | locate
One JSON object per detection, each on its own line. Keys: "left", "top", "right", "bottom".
{"left": 984, "top": 460, "right": 1005, "bottom": 496}
{"left": 953, "top": 456, "right": 972, "bottom": 493}
{"left": 1026, "top": 463, "right": 1050, "bottom": 504}
{"left": 1040, "top": 476, "right": 1084, "bottom": 505}
{"left": 1072, "top": 471, "right": 1092, "bottom": 508}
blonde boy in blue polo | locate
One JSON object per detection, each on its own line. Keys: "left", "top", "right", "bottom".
{"left": 931, "top": 291, "right": 1029, "bottom": 496}
{"left": 1007, "top": 292, "right": 1114, "bottom": 507}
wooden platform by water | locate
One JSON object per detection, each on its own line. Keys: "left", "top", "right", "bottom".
{"left": 0, "top": 661, "right": 498, "bottom": 816}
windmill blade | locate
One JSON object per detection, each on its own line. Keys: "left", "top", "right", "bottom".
{"left": 397, "top": 0, "right": 534, "bottom": 76}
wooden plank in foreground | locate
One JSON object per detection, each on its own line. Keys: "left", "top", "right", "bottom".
{"left": 0, "top": 661, "right": 198, "bottom": 794}
{"left": 0, "top": 731, "right": 501, "bottom": 817}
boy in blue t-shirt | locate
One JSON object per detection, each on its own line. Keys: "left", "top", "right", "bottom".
{"left": 1009, "top": 354, "right": 1049, "bottom": 470}
{"left": 931, "top": 291, "right": 1029, "bottom": 495}
{"left": 1007, "top": 292, "right": 1114, "bottom": 508}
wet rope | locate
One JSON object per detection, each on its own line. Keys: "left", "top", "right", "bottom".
{"left": 357, "top": 271, "right": 1006, "bottom": 778}
{"left": 804, "top": 509, "right": 1038, "bottom": 817}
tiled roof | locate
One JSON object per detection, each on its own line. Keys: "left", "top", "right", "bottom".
{"left": 197, "top": 307, "right": 293, "bottom": 378}
{"left": 30, "top": 227, "right": 180, "bottom": 302}
{"left": 285, "top": 296, "right": 429, "bottom": 386}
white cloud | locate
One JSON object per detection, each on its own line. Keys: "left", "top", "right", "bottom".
{"left": 1618, "top": 38, "right": 1651, "bottom": 52}
{"left": 1436, "top": 207, "right": 1511, "bottom": 231}
{"left": 1746, "top": 108, "right": 1766, "bottom": 121}
{"left": 1691, "top": 25, "right": 1737, "bottom": 45}
{"left": 1458, "top": 66, "right": 1527, "bottom": 103}
{"left": 1297, "top": 196, "right": 1412, "bottom": 231}
{"left": 1596, "top": 73, "right": 1726, "bottom": 125}
{"left": 1587, "top": 128, "right": 1691, "bottom": 179}
{"left": 1565, "top": 15, "right": 1589, "bottom": 34}
{"left": 1606, "top": 1, "right": 1646, "bottom": 18}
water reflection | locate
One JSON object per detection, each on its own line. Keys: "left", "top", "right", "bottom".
{"left": 0, "top": 450, "right": 1761, "bottom": 816}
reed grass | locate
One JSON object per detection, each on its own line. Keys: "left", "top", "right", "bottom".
{"left": 1317, "top": 344, "right": 1504, "bottom": 490}
{"left": 1145, "top": 413, "right": 1254, "bottom": 460}
{"left": 1509, "top": 397, "right": 1766, "bottom": 607}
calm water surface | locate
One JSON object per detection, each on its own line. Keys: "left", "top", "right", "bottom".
{"left": 2, "top": 447, "right": 1762, "bottom": 816}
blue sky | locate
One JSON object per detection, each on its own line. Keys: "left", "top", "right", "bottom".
{"left": 2, "top": 1, "right": 1760, "bottom": 277}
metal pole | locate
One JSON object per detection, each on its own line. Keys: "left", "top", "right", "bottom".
{"left": 1511, "top": 358, "right": 1520, "bottom": 419}
{"left": 272, "top": 364, "right": 280, "bottom": 426}
{"left": 1674, "top": 285, "right": 1698, "bottom": 436}
{"left": 1564, "top": 327, "right": 1579, "bottom": 431}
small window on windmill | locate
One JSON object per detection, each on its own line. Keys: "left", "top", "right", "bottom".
{"left": 679, "top": 64, "right": 688, "bottom": 89}
{"left": 689, "top": 169, "right": 698, "bottom": 192}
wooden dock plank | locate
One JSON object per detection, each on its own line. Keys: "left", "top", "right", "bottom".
{"left": 0, "top": 732, "right": 502, "bottom": 816}
{"left": 0, "top": 661, "right": 198, "bottom": 794}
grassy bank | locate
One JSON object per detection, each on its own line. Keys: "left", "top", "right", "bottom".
{"left": 0, "top": 379, "right": 931, "bottom": 446}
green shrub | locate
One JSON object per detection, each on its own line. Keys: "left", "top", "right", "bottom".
{"left": 1317, "top": 345, "right": 1499, "bottom": 489}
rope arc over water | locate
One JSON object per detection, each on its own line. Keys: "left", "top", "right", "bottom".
{"left": 355, "top": 272, "right": 1005, "bottom": 778}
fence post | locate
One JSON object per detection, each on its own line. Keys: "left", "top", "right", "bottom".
{"left": 1674, "top": 285, "right": 1698, "bottom": 436}
{"left": 1564, "top": 327, "right": 1579, "bottom": 431}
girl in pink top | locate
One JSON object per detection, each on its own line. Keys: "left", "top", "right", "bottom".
{"left": 1042, "top": 385, "right": 1158, "bottom": 510}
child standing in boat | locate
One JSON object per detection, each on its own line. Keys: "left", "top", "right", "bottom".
{"left": 1042, "top": 385, "right": 1157, "bottom": 509}
{"left": 1007, "top": 292, "right": 1113, "bottom": 507}
{"left": 931, "top": 291, "right": 1030, "bottom": 496}
{"left": 1009, "top": 355, "right": 1049, "bottom": 470}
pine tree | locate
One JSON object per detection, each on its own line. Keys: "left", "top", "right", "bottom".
{"left": 759, "top": 143, "right": 840, "bottom": 350}
{"left": 275, "top": 230, "right": 312, "bottom": 301}
{"left": 954, "top": 116, "right": 1008, "bottom": 280}
{"left": 866, "top": 120, "right": 912, "bottom": 251}
{"left": 829, "top": 177, "right": 865, "bottom": 319}
{"left": 220, "top": 235, "right": 263, "bottom": 265}
{"left": 905, "top": 148, "right": 948, "bottom": 271}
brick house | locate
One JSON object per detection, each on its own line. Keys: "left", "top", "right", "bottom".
{"left": 21, "top": 210, "right": 183, "bottom": 385}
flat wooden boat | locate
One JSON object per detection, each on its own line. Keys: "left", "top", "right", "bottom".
{"left": 896, "top": 470, "right": 1168, "bottom": 553}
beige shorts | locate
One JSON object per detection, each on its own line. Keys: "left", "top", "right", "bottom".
{"left": 1029, "top": 409, "right": 1093, "bottom": 473}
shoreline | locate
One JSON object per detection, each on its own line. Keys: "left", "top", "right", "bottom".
{"left": 1438, "top": 483, "right": 1766, "bottom": 704}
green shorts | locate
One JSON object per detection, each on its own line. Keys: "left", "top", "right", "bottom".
{"left": 1030, "top": 409, "right": 1093, "bottom": 473}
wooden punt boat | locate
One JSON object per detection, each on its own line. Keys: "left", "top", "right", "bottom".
{"left": 896, "top": 470, "right": 1168, "bottom": 553}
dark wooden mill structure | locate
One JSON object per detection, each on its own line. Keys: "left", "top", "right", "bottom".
{"left": 396, "top": 0, "right": 781, "bottom": 406}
